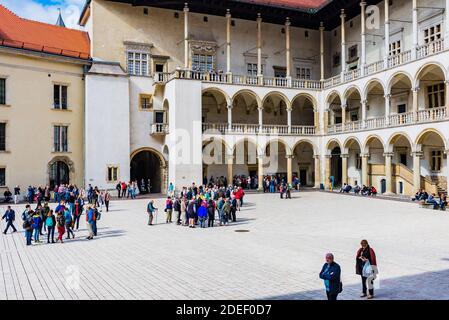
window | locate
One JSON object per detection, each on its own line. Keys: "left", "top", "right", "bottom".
{"left": 348, "top": 45, "right": 358, "bottom": 61}
{"left": 355, "top": 154, "right": 362, "bottom": 170}
{"left": 389, "top": 41, "right": 401, "bottom": 56}
{"left": 0, "top": 123, "right": 5, "bottom": 151}
{"left": 0, "top": 78, "right": 5, "bottom": 105}
{"left": 140, "top": 94, "right": 153, "bottom": 110}
{"left": 273, "top": 67, "right": 286, "bottom": 78}
{"left": 155, "top": 111, "right": 164, "bottom": 124}
{"left": 400, "top": 153, "right": 407, "bottom": 166}
{"left": 107, "top": 166, "right": 119, "bottom": 182}
{"left": 0, "top": 168, "right": 5, "bottom": 186}
{"left": 424, "top": 24, "right": 442, "bottom": 44}
{"left": 192, "top": 54, "right": 214, "bottom": 73}
{"left": 427, "top": 83, "right": 445, "bottom": 108}
{"left": 431, "top": 150, "right": 442, "bottom": 172}
{"left": 296, "top": 67, "right": 311, "bottom": 80}
{"left": 127, "top": 51, "right": 149, "bottom": 76}
{"left": 53, "top": 84, "right": 68, "bottom": 109}
{"left": 53, "top": 125, "right": 68, "bottom": 152}
{"left": 333, "top": 52, "right": 341, "bottom": 67}
{"left": 397, "top": 104, "right": 406, "bottom": 114}
{"left": 247, "top": 63, "right": 261, "bottom": 76}
{"left": 155, "top": 63, "right": 165, "bottom": 72}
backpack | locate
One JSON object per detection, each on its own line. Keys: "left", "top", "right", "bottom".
{"left": 95, "top": 209, "right": 101, "bottom": 221}
{"left": 45, "top": 216, "right": 54, "bottom": 227}
{"left": 22, "top": 220, "right": 31, "bottom": 230}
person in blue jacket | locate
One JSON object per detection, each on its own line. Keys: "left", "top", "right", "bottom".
{"left": 197, "top": 202, "right": 208, "bottom": 228}
{"left": 319, "top": 253, "right": 342, "bottom": 300}
{"left": 2, "top": 206, "right": 17, "bottom": 234}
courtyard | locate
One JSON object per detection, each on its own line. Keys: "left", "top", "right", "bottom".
{"left": 1, "top": 191, "right": 449, "bottom": 300}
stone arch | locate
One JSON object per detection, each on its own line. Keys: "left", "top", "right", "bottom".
{"left": 363, "top": 78, "right": 386, "bottom": 100}
{"left": 47, "top": 156, "right": 75, "bottom": 188}
{"left": 262, "top": 138, "right": 292, "bottom": 156}
{"left": 130, "top": 147, "right": 167, "bottom": 194}
{"left": 387, "top": 71, "right": 414, "bottom": 94}
{"left": 343, "top": 85, "right": 362, "bottom": 101}
{"left": 231, "top": 89, "right": 262, "bottom": 108}
{"left": 363, "top": 135, "right": 385, "bottom": 154}
{"left": 261, "top": 91, "right": 291, "bottom": 109}
{"left": 291, "top": 93, "right": 316, "bottom": 126}
{"left": 414, "top": 62, "right": 448, "bottom": 88}
{"left": 343, "top": 136, "right": 362, "bottom": 153}
{"left": 232, "top": 89, "right": 261, "bottom": 124}
{"left": 202, "top": 87, "right": 232, "bottom": 106}
{"left": 325, "top": 138, "right": 342, "bottom": 153}
{"left": 292, "top": 139, "right": 318, "bottom": 156}
{"left": 386, "top": 132, "right": 414, "bottom": 153}
{"left": 325, "top": 90, "right": 343, "bottom": 109}
{"left": 291, "top": 92, "right": 318, "bottom": 109}
{"left": 415, "top": 128, "right": 448, "bottom": 150}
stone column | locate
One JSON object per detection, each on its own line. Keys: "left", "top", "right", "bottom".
{"left": 340, "top": 9, "right": 347, "bottom": 80}
{"left": 227, "top": 154, "right": 234, "bottom": 186}
{"left": 384, "top": 0, "right": 390, "bottom": 68}
{"left": 445, "top": 81, "right": 449, "bottom": 116}
{"left": 287, "top": 107, "right": 292, "bottom": 133}
{"left": 258, "top": 155, "right": 264, "bottom": 191}
{"left": 412, "top": 151, "right": 423, "bottom": 191}
{"left": 341, "top": 104, "right": 347, "bottom": 124}
{"left": 341, "top": 154, "right": 349, "bottom": 185}
{"left": 227, "top": 105, "right": 232, "bottom": 130}
{"left": 320, "top": 22, "right": 325, "bottom": 81}
{"left": 286, "top": 155, "right": 293, "bottom": 184}
{"left": 257, "top": 13, "right": 263, "bottom": 85}
{"left": 361, "top": 99, "right": 367, "bottom": 128}
{"left": 412, "top": 0, "right": 418, "bottom": 59}
{"left": 184, "top": 3, "right": 189, "bottom": 69}
{"left": 385, "top": 94, "right": 391, "bottom": 125}
{"left": 226, "top": 9, "right": 232, "bottom": 80}
{"left": 314, "top": 155, "right": 321, "bottom": 189}
{"left": 412, "top": 87, "right": 419, "bottom": 122}
{"left": 384, "top": 152, "right": 394, "bottom": 194}
{"left": 360, "top": 1, "right": 367, "bottom": 75}
{"left": 258, "top": 107, "right": 263, "bottom": 131}
{"left": 314, "top": 108, "right": 320, "bottom": 134}
{"left": 325, "top": 155, "right": 331, "bottom": 190}
{"left": 323, "top": 110, "right": 329, "bottom": 134}
{"left": 285, "top": 17, "right": 291, "bottom": 81}
{"left": 361, "top": 153, "right": 370, "bottom": 186}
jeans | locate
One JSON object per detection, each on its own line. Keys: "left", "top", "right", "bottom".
{"left": 66, "top": 223, "right": 74, "bottom": 239}
{"left": 148, "top": 212, "right": 154, "bottom": 225}
{"left": 4, "top": 221, "right": 17, "bottom": 233}
{"left": 199, "top": 217, "right": 206, "bottom": 228}
{"left": 208, "top": 217, "right": 214, "bottom": 227}
{"left": 361, "top": 276, "right": 374, "bottom": 296}
{"left": 33, "top": 228, "right": 40, "bottom": 242}
{"left": 92, "top": 221, "right": 97, "bottom": 236}
{"left": 47, "top": 226, "right": 55, "bottom": 243}
{"left": 326, "top": 291, "right": 338, "bottom": 300}
{"left": 25, "top": 230, "right": 32, "bottom": 245}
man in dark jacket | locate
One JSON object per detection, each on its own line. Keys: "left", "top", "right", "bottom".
{"left": 319, "top": 253, "right": 342, "bottom": 300}
{"left": 2, "top": 206, "right": 17, "bottom": 234}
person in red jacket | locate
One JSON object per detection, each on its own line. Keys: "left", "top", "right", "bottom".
{"left": 356, "top": 239, "right": 378, "bottom": 299}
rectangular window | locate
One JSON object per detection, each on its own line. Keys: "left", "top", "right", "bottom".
{"left": 155, "top": 111, "right": 164, "bottom": 124}
{"left": 107, "top": 166, "right": 119, "bottom": 182}
{"left": 389, "top": 41, "right": 401, "bottom": 56}
{"left": 140, "top": 94, "right": 152, "bottom": 110}
{"left": 397, "top": 104, "right": 406, "bottom": 114}
{"left": 400, "top": 153, "right": 407, "bottom": 166}
{"left": 296, "top": 67, "right": 311, "bottom": 80}
{"left": 192, "top": 54, "right": 214, "bottom": 73}
{"left": 53, "top": 125, "right": 68, "bottom": 152}
{"left": 424, "top": 24, "right": 442, "bottom": 44}
{"left": 0, "top": 122, "right": 5, "bottom": 151}
{"left": 247, "top": 63, "right": 260, "bottom": 76}
{"left": 431, "top": 150, "right": 442, "bottom": 172}
{"left": 127, "top": 51, "right": 149, "bottom": 76}
{"left": 0, "top": 168, "right": 5, "bottom": 186}
{"left": 333, "top": 52, "right": 341, "bottom": 67}
{"left": 0, "top": 78, "right": 5, "bottom": 105}
{"left": 348, "top": 45, "right": 358, "bottom": 60}
{"left": 356, "top": 154, "right": 362, "bottom": 170}
{"left": 53, "top": 84, "right": 68, "bottom": 109}
{"left": 427, "top": 83, "right": 445, "bottom": 108}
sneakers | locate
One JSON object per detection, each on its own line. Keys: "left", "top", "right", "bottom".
{"left": 360, "top": 293, "right": 367, "bottom": 298}
{"left": 367, "top": 295, "right": 374, "bottom": 299}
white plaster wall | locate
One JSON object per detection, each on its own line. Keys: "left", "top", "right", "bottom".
{"left": 85, "top": 73, "right": 130, "bottom": 189}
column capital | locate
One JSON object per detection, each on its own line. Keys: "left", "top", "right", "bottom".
{"left": 362, "top": 99, "right": 368, "bottom": 105}
{"left": 314, "top": 154, "right": 321, "bottom": 160}
{"left": 286, "top": 106, "right": 292, "bottom": 112}
{"left": 324, "top": 154, "right": 332, "bottom": 159}
{"left": 183, "top": 2, "right": 189, "bottom": 12}
{"left": 319, "top": 21, "right": 325, "bottom": 31}
{"left": 360, "top": 1, "right": 367, "bottom": 7}
{"left": 286, "top": 154, "right": 294, "bottom": 159}
{"left": 444, "top": 80, "right": 449, "bottom": 86}
{"left": 257, "top": 106, "right": 264, "bottom": 111}
{"left": 340, "top": 9, "right": 346, "bottom": 19}
{"left": 226, "top": 8, "right": 231, "bottom": 18}
{"left": 412, "top": 151, "right": 424, "bottom": 158}
{"left": 361, "top": 153, "right": 370, "bottom": 158}
{"left": 257, "top": 12, "right": 262, "bottom": 22}
{"left": 285, "top": 17, "right": 291, "bottom": 26}
{"left": 383, "top": 152, "right": 394, "bottom": 158}
{"left": 384, "top": 93, "right": 392, "bottom": 100}
{"left": 341, "top": 104, "right": 348, "bottom": 109}
{"left": 412, "top": 87, "right": 420, "bottom": 93}
{"left": 257, "top": 154, "right": 265, "bottom": 160}
{"left": 340, "top": 153, "right": 349, "bottom": 159}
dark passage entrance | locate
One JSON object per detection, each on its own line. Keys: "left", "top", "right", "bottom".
{"left": 49, "top": 161, "right": 69, "bottom": 188}
{"left": 130, "top": 151, "right": 162, "bottom": 194}
{"left": 330, "top": 147, "right": 342, "bottom": 187}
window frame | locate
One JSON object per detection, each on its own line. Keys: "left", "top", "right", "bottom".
{"left": 0, "top": 78, "right": 6, "bottom": 105}
{"left": 53, "top": 84, "right": 68, "bottom": 110}
{"left": 424, "top": 24, "right": 442, "bottom": 44}
{"left": 430, "top": 150, "right": 443, "bottom": 172}
{"left": 427, "top": 83, "right": 445, "bottom": 109}
{"left": 127, "top": 51, "right": 150, "bottom": 76}
{"left": 0, "top": 167, "right": 5, "bottom": 187}
{"left": 139, "top": 94, "right": 153, "bottom": 111}
{"left": 53, "top": 125, "right": 69, "bottom": 153}
{"left": 0, "top": 122, "right": 5, "bottom": 151}
{"left": 107, "top": 166, "right": 120, "bottom": 183}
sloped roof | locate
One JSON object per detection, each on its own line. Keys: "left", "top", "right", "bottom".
{"left": 0, "top": 5, "right": 90, "bottom": 59}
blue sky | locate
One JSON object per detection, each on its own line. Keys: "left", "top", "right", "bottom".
{"left": 0, "top": 0, "right": 85, "bottom": 29}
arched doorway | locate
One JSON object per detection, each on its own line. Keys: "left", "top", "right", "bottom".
{"left": 130, "top": 150, "right": 164, "bottom": 194}
{"left": 49, "top": 161, "right": 69, "bottom": 188}
{"left": 331, "top": 147, "right": 342, "bottom": 186}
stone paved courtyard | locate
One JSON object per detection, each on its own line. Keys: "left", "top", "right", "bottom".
{"left": 1, "top": 191, "right": 449, "bottom": 300}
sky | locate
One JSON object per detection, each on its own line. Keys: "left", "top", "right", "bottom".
{"left": 0, "top": 0, "right": 86, "bottom": 29}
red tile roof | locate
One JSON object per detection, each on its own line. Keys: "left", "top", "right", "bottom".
{"left": 236, "top": 0, "right": 331, "bottom": 11}
{"left": 0, "top": 5, "right": 90, "bottom": 60}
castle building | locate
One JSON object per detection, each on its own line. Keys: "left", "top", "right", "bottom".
{"left": 1, "top": 0, "right": 449, "bottom": 196}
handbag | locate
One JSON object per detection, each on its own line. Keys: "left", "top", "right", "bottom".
{"left": 362, "top": 261, "right": 373, "bottom": 278}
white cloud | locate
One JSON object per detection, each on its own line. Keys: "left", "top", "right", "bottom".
{"left": 0, "top": 0, "right": 84, "bottom": 30}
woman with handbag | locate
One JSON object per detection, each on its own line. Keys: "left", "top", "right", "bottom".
{"left": 356, "top": 239, "right": 378, "bottom": 299}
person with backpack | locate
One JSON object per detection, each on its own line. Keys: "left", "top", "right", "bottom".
{"left": 56, "top": 211, "right": 66, "bottom": 243}
{"left": 92, "top": 205, "right": 100, "bottom": 236}
{"left": 2, "top": 206, "right": 17, "bottom": 234}
{"left": 31, "top": 211, "right": 42, "bottom": 243}
{"left": 104, "top": 190, "right": 111, "bottom": 212}
{"left": 85, "top": 205, "right": 95, "bottom": 240}
{"left": 22, "top": 205, "right": 34, "bottom": 246}
{"left": 197, "top": 201, "right": 208, "bottom": 228}
{"left": 74, "top": 195, "right": 84, "bottom": 230}
{"left": 45, "top": 210, "right": 56, "bottom": 243}
{"left": 222, "top": 199, "right": 231, "bottom": 226}
{"left": 187, "top": 199, "right": 196, "bottom": 228}
{"left": 356, "top": 239, "right": 378, "bottom": 299}
{"left": 230, "top": 197, "right": 237, "bottom": 222}
{"left": 165, "top": 196, "right": 173, "bottom": 223}
{"left": 207, "top": 199, "right": 216, "bottom": 227}
{"left": 64, "top": 207, "right": 75, "bottom": 239}
{"left": 41, "top": 203, "right": 50, "bottom": 234}
{"left": 147, "top": 200, "right": 157, "bottom": 226}
{"left": 319, "top": 253, "right": 342, "bottom": 300}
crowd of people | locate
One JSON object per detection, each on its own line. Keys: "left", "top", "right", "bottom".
{"left": 412, "top": 189, "right": 447, "bottom": 210}
{"left": 319, "top": 239, "right": 378, "bottom": 300}
{"left": 338, "top": 183, "right": 378, "bottom": 196}
{"left": 2, "top": 190, "right": 105, "bottom": 245}
{"left": 146, "top": 183, "right": 245, "bottom": 228}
